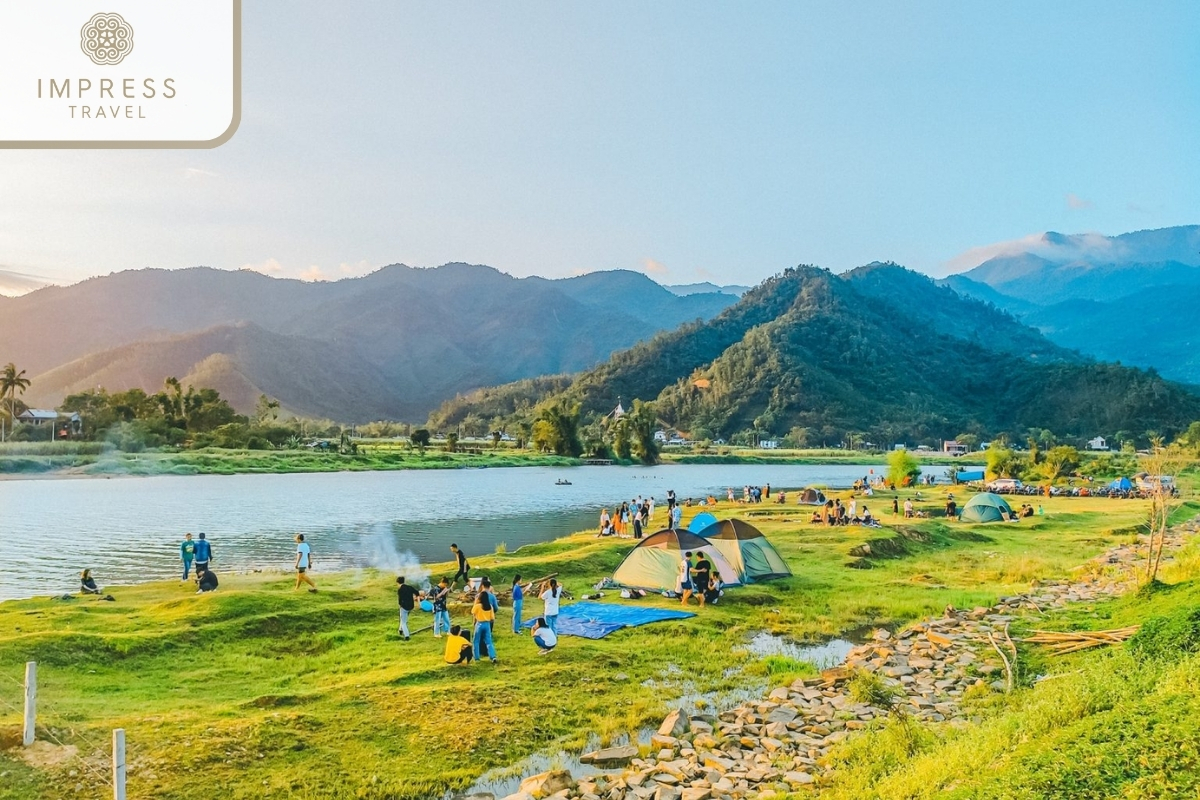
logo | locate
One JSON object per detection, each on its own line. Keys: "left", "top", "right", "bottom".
{"left": 80, "top": 12, "right": 134, "bottom": 66}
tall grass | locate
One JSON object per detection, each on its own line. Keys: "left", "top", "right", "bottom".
{"left": 0, "top": 441, "right": 110, "bottom": 456}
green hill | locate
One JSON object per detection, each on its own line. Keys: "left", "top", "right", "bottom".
{"left": 433, "top": 265, "right": 1200, "bottom": 444}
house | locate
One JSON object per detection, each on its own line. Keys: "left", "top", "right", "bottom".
{"left": 653, "top": 430, "right": 668, "bottom": 443}
{"left": 759, "top": 439, "right": 780, "bottom": 450}
{"left": 17, "top": 410, "right": 83, "bottom": 437}
{"left": 1086, "top": 436, "right": 1109, "bottom": 451}
{"left": 893, "top": 443, "right": 907, "bottom": 451}
{"left": 943, "top": 440, "right": 969, "bottom": 456}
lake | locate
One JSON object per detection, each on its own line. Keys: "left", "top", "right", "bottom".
{"left": 0, "top": 463, "right": 945, "bottom": 600}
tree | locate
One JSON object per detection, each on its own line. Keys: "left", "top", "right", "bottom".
{"left": 610, "top": 416, "right": 633, "bottom": 460}
{"left": 953, "top": 433, "right": 980, "bottom": 452}
{"left": 490, "top": 429, "right": 502, "bottom": 449}
{"left": 445, "top": 432, "right": 459, "bottom": 453}
{"left": 986, "top": 446, "right": 1024, "bottom": 480}
{"left": 410, "top": 428, "right": 431, "bottom": 454}
{"left": 887, "top": 448, "right": 921, "bottom": 487}
{"left": 1142, "top": 441, "right": 1185, "bottom": 585}
{"left": 1, "top": 363, "right": 31, "bottom": 436}
{"left": 534, "top": 400, "right": 583, "bottom": 457}
{"left": 254, "top": 394, "right": 281, "bottom": 425}
{"left": 629, "top": 400, "right": 660, "bottom": 465}
{"left": 1041, "top": 445, "right": 1079, "bottom": 484}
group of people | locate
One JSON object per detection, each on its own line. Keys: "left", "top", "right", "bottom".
{"left": 808, "top": 497, "right": 879, "bottom": 527}
{"left": 676, "top": 551, "right": 723, "bottom": 606}
{"left": 598, "top": 492, "right": 691, "bottom": 537}
{"left": 396, "top": 544, "right": 567, "bottom": 665}
{"left": 176, "top": 531, "right": 317, "bottom": 594}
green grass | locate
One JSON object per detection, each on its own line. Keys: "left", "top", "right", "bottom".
{"left": 0, "top": 490, "right": 1187, "bottom": 799}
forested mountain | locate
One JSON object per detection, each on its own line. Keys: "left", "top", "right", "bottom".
{"left": 941, "top": 225, "right": 1200, "bottom": 383}
{"left": 433, "top": 265, "right": 1200, "bottom": 444}
{"left": 2, "top": 264, "right": 735, "bottom": 421}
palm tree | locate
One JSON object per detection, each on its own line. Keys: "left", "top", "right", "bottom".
{"left": 1, "top": 363, "right": 31, "bottom": 435}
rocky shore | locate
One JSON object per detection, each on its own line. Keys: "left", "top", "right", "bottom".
{"left": 496, "top": 521, "right": 1194, "bottom": 800}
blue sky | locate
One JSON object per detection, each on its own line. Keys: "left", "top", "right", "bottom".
{"left": 1, "top": 1, "right": 1197, "bottom": 287}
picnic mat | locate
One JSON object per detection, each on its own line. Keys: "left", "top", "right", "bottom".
{"left": 523, "top": 601, "right": 696, "bottom": 640}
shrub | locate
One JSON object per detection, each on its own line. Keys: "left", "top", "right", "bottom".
{"left": 848, "top": 668, "right": 902, "bottom": 707}
{"left": 1128, "top": 607, "right": 1200, "bottom": 662}
{"left": 887, "top": 449, "right": 921, "bottom": 487}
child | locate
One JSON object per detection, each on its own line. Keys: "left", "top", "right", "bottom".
{"left": 531, "top": 617, "right": 557, "bottom": 655}
{"left": 444, "top": 625, "right": 473, "bottom": 665}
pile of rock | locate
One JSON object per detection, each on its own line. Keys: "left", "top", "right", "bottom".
{"left": 496, "top": 522, "right": 1195, "bottom": 800}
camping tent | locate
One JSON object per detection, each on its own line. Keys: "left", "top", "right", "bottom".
{"left": 960, "top": 492, "right": 1016, "bottom": 523}
{"left": 1110, "top": 477, "right": 1133, "bottom": 491}
{"left": 611, "top": 529, "right": 740, "bottom": 592}
{"left": 798, "top": 487, "right": 827, "bottom": 505}
{"left": 688, "top": 511, "right": 718, "bottom": 533}
{"left": 696, "top": 519, "right": 792, "bottom": 582}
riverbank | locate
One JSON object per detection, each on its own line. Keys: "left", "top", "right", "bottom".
{"left": 0, "top": 490, "right": 1185, "bottom": 799}
{"left": 0, "top": 443, "right": 983, "bottom": 479}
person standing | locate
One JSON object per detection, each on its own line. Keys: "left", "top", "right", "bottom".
{"left": 904, "top": 499, "right": 914, "bottom": 519}
{"left": 678, "top": 551, "right": 695, "bottom": 605}
{"left": 396, "top": 576, "right": 419, "bottom": 641}
{"left": 450, "top": 543, "right": 470, "bottom": 589}
{"left": 431, "top": 577, "right": 451, "bottom": 637}
{"left": 294, "top": 534, "right": 317, "bottom": 592}
{"left": 692, "top": 554, "right": 712, "bottom": 608}
{"left": 472, "top": 578, "right": 498, "bottom": 664}
{"left": 193, "top": 532, "right": 213, "bottom": 576}
{"left": 540, "top": 578, "right": 561, "bottom": 632}
{"left": 892, "top": 497, "right": 900, "bottom": 516}
{"left": 632, "top": 507, "right": 644, "bottom": 540}
{"left": 648, "top": 496, "right": 656, "bottom": 522}
{"left": 671, "top": 504, "right": 682, "bottom": 531}
{"left": 511, "top": 574, "right": 526, "bottom": 634}
{"left": 180, "top": 533, "right": 196, "bottom": 581}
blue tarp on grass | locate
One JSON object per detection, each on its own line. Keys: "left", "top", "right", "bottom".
{"left": 522, "top": 601, "right": 696, "bottom": 639}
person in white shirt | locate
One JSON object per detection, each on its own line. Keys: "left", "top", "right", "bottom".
{"left": 294, "top": 533, "right": 317, "bottom": 592}
{"left": 532, "top": 617, "right": 558, "bottom": 655}
{"left": 540, "top": 578, "right": 562, "bottom": 632}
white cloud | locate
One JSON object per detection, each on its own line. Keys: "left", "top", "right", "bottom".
{"left": 240, "top": 258, "right": 284, "bottom": 275}
{"left": 1066, "top": 193, "right": 1094, "bottom": 210}
{"left": 337, "top": 259, "right": 374, "bottom": 276}
{"left": 642, "top": 257, "right": 668, "bottom": 276}
{"left": 183, "top": 167, "right": 218, "bottom": 179}
{"left": 299, "top": 265, "right": 326, "bottom": 282}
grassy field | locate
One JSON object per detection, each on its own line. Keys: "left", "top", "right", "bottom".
{"left": 0, "top": 489, "right": 1190, "bottom": 799}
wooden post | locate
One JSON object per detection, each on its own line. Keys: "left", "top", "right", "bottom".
{"left": 112, "top": 729, "right": 126, "bottom": 800}
{"left": 23, "top": 661, "right": 35, "bottom": 746}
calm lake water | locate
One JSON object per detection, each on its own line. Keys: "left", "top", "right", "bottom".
{"left": 0, "top": 463, "right": 944, "bottom": 600}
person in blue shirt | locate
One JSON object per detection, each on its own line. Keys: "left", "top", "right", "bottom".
{"left": 193, "top": 533, "right": 213, "bottom": 577}
{"left": 511, "top": 574, "right": 525, "bottom": 634}
{"left": 180, "top": 533, "right": 196, "bottom": 580}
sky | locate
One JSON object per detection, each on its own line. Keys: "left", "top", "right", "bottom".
{"left": 1, "top": 1, "right": 1198, "bottom": 289}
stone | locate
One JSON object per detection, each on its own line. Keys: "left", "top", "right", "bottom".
{"left": 659, "top": 709, "right": 690, "bottom": 738}
{"left": 499, "top": 793, "right": 536, "bottom": 800}
{"left": 766, "top": 707, "right": 798, "bottom": 724}
{"left": 783, "top": 771, "right": 815, "bottom": 785}
{"left": 518, "top": 770, "right": 573, "bottom": 799}
{"left": 692, "top": 733, "right": 718, "bottom": 749}
{"left": 680, "top": 789, "right": 711, "bottom": 800}
{"left": 761, "top": 737, "right": 784, "bottom": 752}
{"left": 580, "top": 745, "right": 639, "bottom": 767}
{"left": 651, "top": 735, "right": 680, "bottom": 750}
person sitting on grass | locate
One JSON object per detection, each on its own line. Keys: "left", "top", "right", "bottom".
{"left": 444, "top": 625, "right": 473, "bottom": 665}
{"left": 196, "top": 567, "right": 218, "bottom": 594}
{"left": 80, "top": 569, "right": 101, "bottom": 595}
{"left": 531, "top": 616, "right": 557, "bottom": 655}
{"left": 703, "top": 576, "right": 722, "bottom": 606}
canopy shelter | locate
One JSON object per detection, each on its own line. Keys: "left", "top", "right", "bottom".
{"left": 798, "top": 487, "right": 827, "bottom": 505}
{"left": 696, "top": 519, "right": 792, "bottom": 582}
{"left": 688, "top": 511, "right": 718, "bottom": 533}
{"left": 611, "top": 529, "right": 740, "bottom": 593}
{"left": 1110, "top": 477, "right": 1133, "bottom": 491}
{"left": 960, "top": 492, "right": 1016, "bottom": 523}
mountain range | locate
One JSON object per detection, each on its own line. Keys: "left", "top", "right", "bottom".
{"left": 1, "top": 265, "right": 735, "bottom": 421}
{"left": 432, "top": 263, "right": 1200, "bottom": 442}
{"left": 943, "top": 225, "right": 1200, "bottom": 383}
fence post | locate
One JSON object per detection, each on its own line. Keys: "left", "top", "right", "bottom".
{"left": 112, "top": 728, "right": 126, "bottom": 800}
{"left": 23, "top": 661, "right": 36, "bottom": 746}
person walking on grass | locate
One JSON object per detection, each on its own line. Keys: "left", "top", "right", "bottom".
{"left": 472, "top": 577, "right": 498, "bottom": 664}
{"left": 432, "top": 577, "right": 451, "bottom": 637}
{"left": 540, "top": 578, "right": 562, "bottom": 632}
{"left": 450, "top": 543, "right": 470, "bottom": 589}
{"left": 194, "top": 532, "right": 213, "bottom": 576}
{"left": 396, "top": 576, "right": 420, "bottom": 641}
{"left": 180, "top": 533, "right": 196, "bottom": 581}
{"left": 294, "top": 534, "right": 317, "bottom": 592}
{"left": 512, "top": 574, "right": 526, "bottom": 634}
{"left": 678, "top": 551, "right": 695, "bottom": 605}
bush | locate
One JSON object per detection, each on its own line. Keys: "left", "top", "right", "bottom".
{"left": 247, "top": 436, "right": 274, "bottom": 451}
{"left": 1128, "top": 607, "right": 1200, "bottom": 662}
{"left": 848, "top": 668, "right": 902, "bottom": 707}
{"left": 886, "top": 449, "right": 921, "bottom": 487}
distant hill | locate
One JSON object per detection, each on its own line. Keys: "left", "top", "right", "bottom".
{"left": 665, "top": 282, "right": 750, "bottom": 297}
{"left": 0, "top": 268, "right": 51, "bottom": 297}
{"left": 4, "top": 264, "right": 736, "bottom": 421}
{"left": 945, "top": 225, "right": 1200, "bottom": 383}
{"left": 433, "top": 265, "right": 1200, "bottom": 442}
